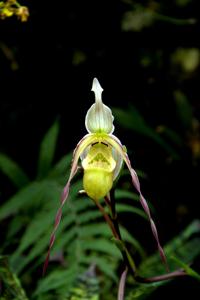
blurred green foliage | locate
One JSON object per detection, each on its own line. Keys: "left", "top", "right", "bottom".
{"left": 0, "top": 256, "right": 28, "bottom": 300}
{"left": 113, "top": 88, "right": 200, "bottom": 163}
{"left": 121, "top": 1, "right": 196, "bottom": 32}
{"left": 126, "top": 220, "right": 200, "bottom": 299}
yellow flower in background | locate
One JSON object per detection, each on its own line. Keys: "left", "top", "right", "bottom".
{"left": 16, "top": 6, "right": 29, "bottom": 22}
{"left": 0, "top": 1, "right": 29, "bottom": 21}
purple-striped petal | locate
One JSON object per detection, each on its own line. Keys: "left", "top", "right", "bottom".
{"left": 43, "top": 134, "right": 95, "bottom": 275}
{"left": 129, "top": 168, "right": 168, "bottom": 271}
{"left": 43, "top": 166, "right": 78, "bottom": 275}
{"left": 118, "top": 268, "right": 128, "bottom": 300}
{"left": 106, "top": 134, "right": 169, "bottom": 271}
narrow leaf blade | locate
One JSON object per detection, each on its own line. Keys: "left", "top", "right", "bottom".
{"left": 37, "top": 120, "right": 59, "bottom": 178}
{"left": 0, "top": 153, "right": 29, "bottom": 188}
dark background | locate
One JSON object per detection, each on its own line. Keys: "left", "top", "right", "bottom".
{"left": 0, "top": 0, "right": 200, "bottom": 297}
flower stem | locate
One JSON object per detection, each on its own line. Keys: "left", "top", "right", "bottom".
{"left": 105, "top": 190, "right": 187, "bottom": 284}
{"left": 94, "top": 200, "right": 120, "bottom": 239}
{"left": 106, "top": 191, "right": 137, "bottom": 275}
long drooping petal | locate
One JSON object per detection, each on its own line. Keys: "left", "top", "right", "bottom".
{"left": 106, "top": 134, "right": 169, "bottom": 271}
{"left": 118, "top": 268, "right": 128, "bottom": 300}
{"left": 43, "top": 165, "right": 79, "bottom": 275}
{"left": 43, "top": 134, "right": 95, "bottom": 274}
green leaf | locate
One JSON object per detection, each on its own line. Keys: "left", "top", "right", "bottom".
{"left": 115, "top": 189, "right": 157, "bottom": 214}
{"left": 115, "top": 189, "right": 139, "bottom": 202}
{"left": 126, "top": 283, "right": 159, "bottom": 300}
{"left": 139, "top": 220, "right": 200, "bottom": 277}
{"left": 119, "top": 226, "right": 145, "bottom": 258}
{"left": 13, "top": 209, "right": 58, "bottom": 256}
{"left": 81, "top": 256, "right": 118, "bottom": 281}
{"left": 12, "top": 236, "right": 49, "bottom": 274}
{"left": 73, "top": 197, "right": 94, "bottom": 211}
{"left": 0, "top": 153, "right": 29, "bottom": 188}
{"left": 172, "top": 256, "right": 200, "bottom": 281}
{"left": 78, "top": 210, "right": 102, "bottom": 224}
{"left": 6, "top": 215, "right": 27, "bottom": 240}
{"left": 0, "top": 256, "right": 28, "bottom": 300}
{"left": 34, "top": 267, "right": 78, "bottom": 296}
{"left": 48, "top": 153, "right": 72, "bottom": 180}
{"left": 0, "top": 182, "right": 44, "bottom": 220}
{"left": 174, "top": 90, "right": 193, "bottom": 129}
{"left": 115, "top": 204, "right": 147, "bottom": 219}
{"left": 79, "top": 223, "right": 113, "bottom": 238}
{"left": 156, "top": 126, "right": 183, "bottom": 147}
{"left": 81, "top": 238, "right": 122, "bottom": 258}
{"left": 37, "top": 120, "right": 59, "bottom": 179}
{"left": 53, "top": 227, "right": 77, "bottom": 253}
{"left": 65, "top": 265, "right": 99, "bottom": 300}
{"left": 126, "top": 220, "right": 200, "bottom": 299}
{"left": 113, "top": 106, "right": 180, "bottom": 159}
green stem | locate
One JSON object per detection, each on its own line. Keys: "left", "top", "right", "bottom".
{"left": 104, "top": 195, "right": 112, "bottom": 211}
{"left": 94, "top": 200, "right": 120, "bottom": 239}
{"left": 95, "top": 197, "right": 138, "bottom": 275}
{"left": 15, "top": 2, "right": 21, "bottom": 8}
{"left": 108, "top": 190, "right": 137, "bottom": 274}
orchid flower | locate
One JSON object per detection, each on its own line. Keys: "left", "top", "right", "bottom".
{"left": 43, "top": 78, "right": 168, "bottom": 274}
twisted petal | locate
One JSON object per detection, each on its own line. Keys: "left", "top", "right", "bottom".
{"left": 85, "top": 78, "right": 114, "bottom": 134}
{"left": 43, "top": 134, "right": 95, "bottom": 274}
{"left": 118, "top": 268, "right": 128, "bottom": 300}
{"left": 105, "top": 134, "right": 169, "bottom": 271}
